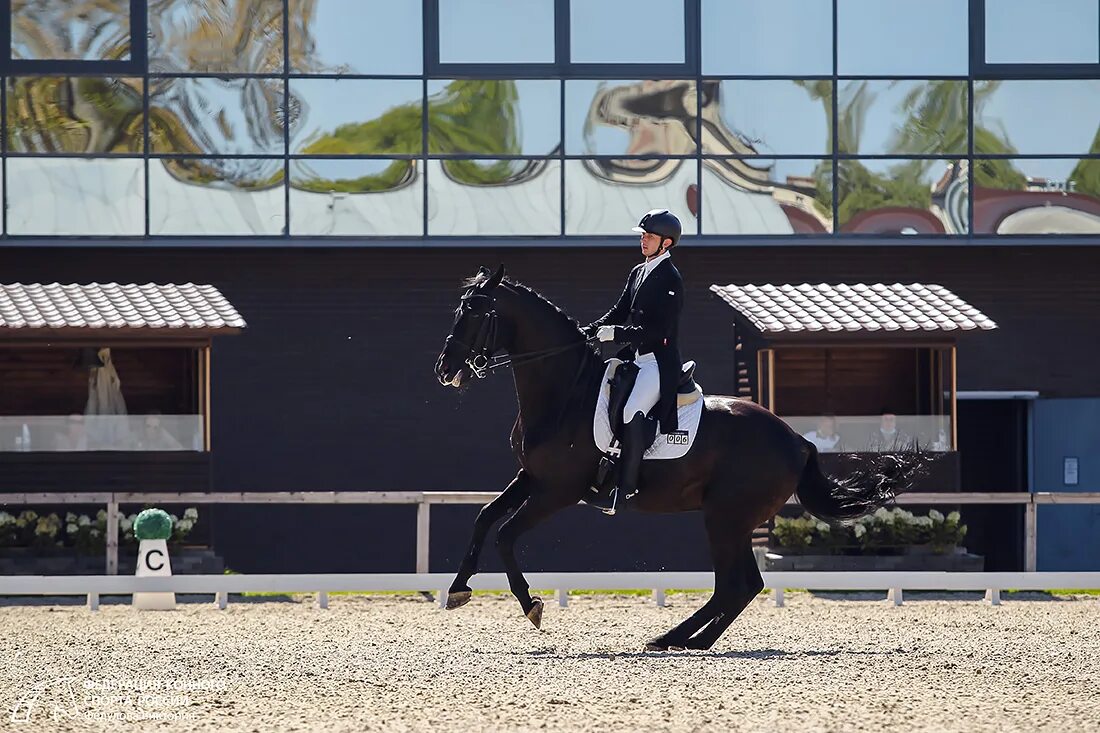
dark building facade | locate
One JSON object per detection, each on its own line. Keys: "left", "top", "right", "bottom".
{"left": 1, "top": 1, "right": 1098, "bottom": 571}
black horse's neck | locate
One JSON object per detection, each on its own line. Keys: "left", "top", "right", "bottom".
{"left": 495, "top": 282, "right": 601, "bottom": 441}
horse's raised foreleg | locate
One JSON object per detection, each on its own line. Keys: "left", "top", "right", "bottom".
{"left": 494, "top": 491, "right": 573, "bottom": 628}
{"left": 446, "top": 470, "right": 531, "bottom": 610}
{"left": 684, "top": 541, "right": 763, "bottom": 650}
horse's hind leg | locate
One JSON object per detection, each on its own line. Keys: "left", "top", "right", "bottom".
{"left": 685, "top": 541, "right": 764, "bottom": 650}
{"left": 446, "top": 470, "right": 530, "bottom": 610}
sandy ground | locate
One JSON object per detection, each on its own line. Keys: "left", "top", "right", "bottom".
{"left": 1, "top": 592, "right": 1097, "bottom": 733}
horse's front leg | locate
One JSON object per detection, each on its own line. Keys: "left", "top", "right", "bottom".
{"left": 446, "top": 470, "right": 531, "bottom": 610}
{"left": 494, "top": 490, "right": 576, "bottom": 628}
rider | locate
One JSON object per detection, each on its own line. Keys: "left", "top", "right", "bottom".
{"left": 583, "top": 209, "right": 685, "bottom": 503}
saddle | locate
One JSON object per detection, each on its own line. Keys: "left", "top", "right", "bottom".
{"left": 593, "top": 359, "right": 702, "bottom": 495}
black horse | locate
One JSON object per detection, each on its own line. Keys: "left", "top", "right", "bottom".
{"left": 435, "top": 265, "right": 927, "bottom": 651}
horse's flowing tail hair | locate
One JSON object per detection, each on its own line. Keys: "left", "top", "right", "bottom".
{"left": 794, "top": 443, "right": 933, "bottom": 522}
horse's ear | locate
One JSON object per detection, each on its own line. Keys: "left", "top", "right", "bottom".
{"left": 482, "top": 263, "right": 505, "bottom": 292}
{"left": 477, "top": 265, "right": 492, "bottom": 277}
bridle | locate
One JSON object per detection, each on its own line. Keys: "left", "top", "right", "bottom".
{"left": 445, "top": 291, "right": 594, "bottom": 380}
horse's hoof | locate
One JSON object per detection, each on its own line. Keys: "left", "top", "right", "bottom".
{"left": 445, "top": 590, "right": 471, "bottom": 610}
{"left": 645, "top": 637, "right": 675, "bottom": 652}
{"left": 526, "top": 597, "right": 545, "bottom": 629}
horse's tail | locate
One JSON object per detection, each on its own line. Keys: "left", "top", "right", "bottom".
{"left": 794, "top": 442, "right": 932, "bottom": 522}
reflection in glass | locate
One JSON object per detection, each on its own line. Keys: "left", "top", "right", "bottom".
{"left": 148, "top": 0, "right": 284, "bottom": 73}
{"left": 838, "top": 0, "right": 968, "bottom": 75}
{"left": 0, "top": 415, "right": 204, "bottom": 452}
{"left": 289, "top": 80, "right": 422, "bottom": 154}
{"left": 782, "top": 415, "right": 952, "bottom": 453}
{"left": 428, "top": 80, "right": 560, "bottom": 156}
{"left": 837, "top": 159, "right": 968, "bottom": 235}
{"left": 428, "top": 159, "right": 560, "bottom": 236}
{"left": 985, "top": 0, "right": 1099, "bottom": 64}
{"left": 438, "top": 0, "right": 554, "bottom": 64}
{"left": 565, "top": 80, "right": 696, "bottom": 156}
{"left": 702, "top": 0, "right": 832, "bottom": 75}
{"left": 6, "top": 77, "right": 144, "bottom": 154}
{"left": 564, "top": 158, "right": 697, "bottom": 235}
{"left": 289, "top": 0, "right": 422, "bottom": 74}
{"left": 149, "top": 78, "right": 285, "bottom": 155}
{"left": 570, "top": 0, "right": 684, "bottom": 64}
{"left": 290, "top": 159, "right": 422, "bottom": 236}
{"left": 838, "top": 80, "right": 968, "bottom": 155}
{"left": 702, "top": 159, "right": 832, "bottom": 234}
{"left": 11, "top": 0, "right": 130, "bottom": 60}
{"left": 149, "top": 158, "right": 285, "bottom": 235}
{"left": 974, "top": 80, "right": 1100, "bottom": 156}
{"left": 708, "top": 81, "right": 831, "bottom": 156}
{"left": 6, "top": 158, "right": 144, "bottom": 235}
{"left": 973, "top": 158, "right": 1100, "bottom": 235}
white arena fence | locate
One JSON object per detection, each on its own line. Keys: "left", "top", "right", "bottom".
{"left": 1, "top": 491, "right": 1098, "bottom": 611}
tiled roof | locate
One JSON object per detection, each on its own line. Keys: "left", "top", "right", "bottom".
{"left": 0, "top": 283, "right": 246, "bottom": 331}
{"left": 709, "top": 283, "right": 997, "bottom": 334}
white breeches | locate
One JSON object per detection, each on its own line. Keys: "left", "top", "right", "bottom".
{"left": 623, "top": 352, "right": 661, "bottom": 423}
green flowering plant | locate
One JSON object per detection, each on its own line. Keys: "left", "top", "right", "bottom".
{"left": 2, "top": 507, "right": 199, "bottom": 553}
{"left": 773, "top": 508, "right": 967, "bottom": 555}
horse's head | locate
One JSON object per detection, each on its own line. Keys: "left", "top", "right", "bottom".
{"left": 435, "top": 264, "right": 506, "bottom": 388}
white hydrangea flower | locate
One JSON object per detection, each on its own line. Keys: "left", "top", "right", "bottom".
{"left": 873, "top": 507, "right": 890, "bottom": 520}
{"left": 96, "top": 509, "right": 107, "bottom": 521}
{"left": 78, "top": 515, "right": 91, "bottom": 527}
{"left": 917, "top": 516, "right": 934, "bottom": 527}
{"left": 184, "top": 508, "right": 198, "bottom": 520}
{"left": 127, "top": 513, "right": 138, "bottom": 522}
{"left": 90, "top": 528, "right": 101, "bottom": 537}
{"left": 929, "top": 509, "right": 945, "bottom": 522}
{"left": 0, "top": 512, "right": 12, "bottom": 525}
{"left": 169, "top": 514, "right": 178, "bottom": 524}
{"left": 816, "top": 522, "right": 830, "bottom": 533}
{"left": 947, "top": 511, "right": 961, "bottom": 523}
{"left": 67, "top": 523, "right": 78, "bottom": 534}
{"left": 65, "top": 512, "right": 77, "bottom": 523}
{"left": 178, "top": 519, "right": 194, "bottom": 532}
{"left": 854, "top": 524, "right": 867, "bottom": 538}
{"left": 120, "top": 519, "right": 133, "bottom": 532}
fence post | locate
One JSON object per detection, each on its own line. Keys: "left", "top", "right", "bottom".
{"left": 652, "top": 588, "right": 665, "bottom": 607}
{"left": 887, "top": 588, "right": 904, "bottom": 606}
{"left": 214, "top": 591, "right": 228, "bottom": 610}
{"left": 773, "top": 588, "right": 785, "bottom": 608}
{"left": 87, "top": 593, "right": 99, "bottom": 611}
{"left": 106, "top": 498, "right": 119, "bottom": 575}
{"left": 416, "top": 501, "right": 430, "bottom": 574}
{"left": 556, "top": 588, "right": 569, "bottom": 608}
{"left": 984, "top": 588, "right": 1001, "bottom": 606}
{"left": 316, "top": 592, "right": 329, "bottom": 610}
{"left": 1025, "top": 499, "right": 1038, "bottom": 572}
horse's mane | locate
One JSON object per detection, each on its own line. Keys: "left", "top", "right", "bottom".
{"left": 462, "top": 272, "right": 597, "bottom": 353}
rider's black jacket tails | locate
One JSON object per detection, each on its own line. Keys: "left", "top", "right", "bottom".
{"left": 584, "top": 258, "right": 684, "bottom": 434}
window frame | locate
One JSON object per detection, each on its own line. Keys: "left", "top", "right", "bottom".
{"left": 970, "top": 0, "right": 1100, "bottom": 79}
{"left": 425, "top": 0, "right": 699, "bottom": 79}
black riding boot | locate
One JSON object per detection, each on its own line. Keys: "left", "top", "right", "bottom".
{"left": 617, "top": 412, "right": 656, "bottom": 503}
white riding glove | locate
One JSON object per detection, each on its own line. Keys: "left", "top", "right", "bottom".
{"left": 597, "top": 325, "right": 617, "bottom": 343}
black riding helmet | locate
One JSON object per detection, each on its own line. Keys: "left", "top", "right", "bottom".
{"left": 631, "top": 209, "right": 681, "bottom": 249}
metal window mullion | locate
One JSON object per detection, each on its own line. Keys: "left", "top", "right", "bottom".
{"left": 143, "top": 63, "right": 150, "bottom": 237}
{"left": 282, "top": 0, "right": 290, "bottom": 237}
{"left": 831, "top": 0, "right": 839, "bottom": 234}
{"left": 967, "top": 76, "right": 974, "bottom": 236}
{"left": 559, "top": 79, "right": 565, "bottom": 236}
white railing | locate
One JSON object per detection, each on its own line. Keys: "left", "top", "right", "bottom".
{"left": 2, "top": 491, "right": 1099, "bottom": 610}
{"left": 2, "top": 571, "right": 1099, "bottom": 611}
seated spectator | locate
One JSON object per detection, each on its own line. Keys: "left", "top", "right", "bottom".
{"left": 52, "top": 414, "right": 88, "bottom": 451}
{"left": 137, "top": 412, "right": 183, "bottom": 451}
{"left": 802, "top": 414, "right": 845, "bottom": 453}
{"left": 867, "top": 411, "right": 913, "bottom": 451}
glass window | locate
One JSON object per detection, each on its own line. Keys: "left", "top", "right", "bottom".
{"left": 149, "top": 158, "right": 285, "bottom": 235}
{"left": 6, "top": 77, "right": 144, "bottom": 154}
{"left": 427, "top": 80, "right": 560, "bottom": 156}
{"left": 428, "top": 158, "right": 560, "bottom": 235}
{"left": 11, "top": 0, "right": 131, "bottom": 61}
{"left": 985, "top": 0, "right": 1099, "bottom": 65}
{"left": 565, "top": 158, "right": 697, "bottom": 235}
{"left": 837, "top": 0, "right": 968, "bottom": 76}
{"left": 290, "top": 159, "right": 423, "bottom": 236}
{"left": 148, "top": 0, "right": 284, "bottom": 73}
{"left": 837, "top": 159, "right": 968, "bottom": 235}
{"left": 6, "top": 158, "right": 144, "bottom": 235}
{"left": 289, "top": 0, "right": 422, "bottom": 74}
{"left": 149, "top": 78, "right": 285, "bottom": 155}
{"left": 289, "top": 80, "right": 423, "bottom": 155}
{"left": 707, "top": 81, "right": 832, "bottom": 156}
{"left": 974, "top": 158, "right": 1100, "bottom": 235}
{"left": 702, "top": 0, "right": 832, "bottom": 76}
{"left": 974, "top": 80, "right": 1100, "bottom": 156}
{"left": 702, "top": 158, "right": 833, "bottom": 234}
{"left": 838, "top": 80, "right": 968, "bottom": 155}
{"left": 438, "top": 0, "right": 555, "bottom": 64}
{"left": 565, "top": 80, "right": 696, "bottom": 156}
{"left": 570, "top": 0, "right": 685, "bottom": 65}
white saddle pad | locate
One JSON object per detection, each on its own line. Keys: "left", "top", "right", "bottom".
{"left": 592, "top": 359, "right": 704, "bottom": 460}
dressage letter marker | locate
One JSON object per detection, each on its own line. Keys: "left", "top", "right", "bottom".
{"left": 132, "top": 508, "right": 176, "bottom": 611}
